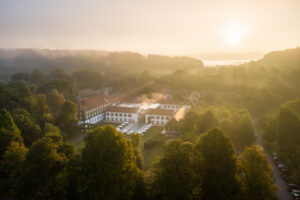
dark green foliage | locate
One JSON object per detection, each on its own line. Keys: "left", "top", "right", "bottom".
{"left": 0, "top": 142, "right": 28, "bottom": 198}
{"left": 80, "top": 126, "right": 143, "bottom": 200}
{"left": 193, "top": 128, "right": 241, "bottom": 200}
{"left": 0, "top": 109, "right": 23, "bottom": 156}
{"left": 14, "top": 125, "right": 76, "bottom": 200}
{"left": 47, "top": 89, "right": 65, "bottom": 114}
{"left": 130, "top": 133, "right": 144, "bottom": 169}
{"left": 72, "top": 70, "right": 104, "bottom": 90}
{"left": 55, "top": 100, "right": 79, "bottom": 138}
{"left": 239, "top": 145, "right": 278, "bottom": 200}
{"left": 151, "top": 140, "right": 195, "bottom": 200}
{"left": 12, "top": 108, "right": 42, "bottom": 147}
{"left": 262, "top": 99, "right": 300, "bottom": 185}
{"left": 197, "top": 110, "right": 218, "bottom": 134}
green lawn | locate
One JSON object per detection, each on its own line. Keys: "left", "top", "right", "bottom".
{"left": 141, "top": 126, "right": 165, "bottom": 170}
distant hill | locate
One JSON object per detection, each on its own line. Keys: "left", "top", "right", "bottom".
{"left": 258, "top": 47, "right": 300, "bottom": 67}
{"left": 0, "top": 49, "right": 204, "bottom": 79}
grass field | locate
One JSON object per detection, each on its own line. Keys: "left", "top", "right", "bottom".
{"left": 140, "top": 126, "right": 165, "bottom": 170}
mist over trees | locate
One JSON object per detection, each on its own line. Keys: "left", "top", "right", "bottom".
{"left": 1, "top": 47, "right": 300, "bottom": 199}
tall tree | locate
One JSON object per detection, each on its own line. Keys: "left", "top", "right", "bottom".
{"left": 12, "top": 108, "right": 42, "bottom": 146}
{"left": 47, "top": 89, "right": 65, "bottom": 114}
{"left": 0, "top": 142, "right": 28, "bottom": 198}
{"left": 193, "top": 128, "right": 241, "bottom": 200}
{"left": 55, "top": 100, "right": 78, "bottom": 137}
{"left": 14, "top": 125, "right": 76, "bottom": 200}
{"left": 80, "top": 126, "right": 143, "bottom": 200}
{"left": 0, "top": 109, "right": 23, "bottom": 156}
{"left": 130, "top": 133, "right": 144, "bottom": 169}
{"left": 151, "top": 139, "right": 195, "bottom": 200}
{"left": 239, "top": 145, "right": 278, "bottom": 200}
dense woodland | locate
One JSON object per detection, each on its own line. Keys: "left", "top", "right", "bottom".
{"left": 0, "top": 47, "right": 300, "bottom": 199}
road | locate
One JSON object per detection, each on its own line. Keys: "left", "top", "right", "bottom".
{"left": 255, "top": 128, "right": 292, "bottom": 200}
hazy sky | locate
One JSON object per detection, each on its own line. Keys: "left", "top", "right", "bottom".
{"left": 0, "top": 0, "right": 300, "bottom": 56}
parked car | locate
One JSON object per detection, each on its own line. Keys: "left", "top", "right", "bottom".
{"left": 289, "top": 183, "right": 300, "bottom": 190}
{"left": 291, "top": 190, "right": 300, "bottom": 198}
{"left": 277, "top": 163, "right": 285, "bottom": 169}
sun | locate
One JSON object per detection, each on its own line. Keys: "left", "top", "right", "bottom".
{"left": 222, "top": 22, "right": 250, "bottom": 47}
{"left": 226, "top": 31, "right": 242, "bottom": 46}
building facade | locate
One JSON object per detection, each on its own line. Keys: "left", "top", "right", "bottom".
{"left": 159, "top": 100, "right": 182, "bottom": 112}
{"left": 145, "top": 109, "right": 174, "bottom": 126}
{"left": 78, "top": 94, "right": 111, "bottom": 124}
{"left": 106, "top": 106, "right": 139, "bottom": 123}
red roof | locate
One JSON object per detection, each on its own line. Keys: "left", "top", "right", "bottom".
{"left": 78, "top": 89, "right": 96, "bottom": 98}
{"left": 159, "top": 99, "right": 182, "bottom": 105}
{"left": 145, "top": 108, "right": 174, "bottom": 116}
{"left": 106, "top": 106, "right": 139, "bottom": 113}
{"left": 79, "top": 94, "right": 109, "bottom": 111}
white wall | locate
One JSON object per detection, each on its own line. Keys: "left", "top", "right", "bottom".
{"left": 145, "top": 114, "right": 171, "bottom": 126}
{"left": 81, "top": 113, "right": 105, "bottom": 124}
{"left": 106, "top": 112, "right": 138, "bottom": 123}
{"left": 160, "top": 104, "right": 180, "bottom": 112}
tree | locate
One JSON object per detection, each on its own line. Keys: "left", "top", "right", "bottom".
{"left": 130, "top": 133, "right": 144, "bottom": 169}
{"left": 14, "top": 126, "right": 76, "bottom": 199}
{"left": 80, "top": 126, "right": 143, "bottom": 200}
{"left": 193, "top": 128, "right": 241, "bottom": 200}
{"left": 197, "top": 110, "right": 218, "bottom": 134}
{"left": 0, "top": 142, "right": 28, "bottom": 198}
{"left": 34, "top": 94, "right": 51, "bottom": 127}
{"left": 0, "top": 109, "right": 23, "bottom": 156}
{"left": 151, "top": 139, "right": 195, "bottom": 200}
{"left": 55, "top": 100, "right": 78, "bottom": 137}
{"left": 179, "top": 111, "right": 200, "bottom": 133}
{"left": 239, "top": 145, "right": 278, "bottom": 200}
{"left": 230, "top": 109, "right": 256, "bottom": 150}
{"left": 47, "top": 89, "right": 65, "bottom": 114}
{"left": 30, "top": 70, "right": 45, "bottom": 85}
{"left": 276, "top": 107, "right": 300, "bottom": 155}
{"left": 12, "top": 108, "right": 42, "bottom": 146}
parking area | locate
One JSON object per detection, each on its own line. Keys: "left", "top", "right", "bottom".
{"left": 116, "top": 122, "right": 154, "bottom": 134}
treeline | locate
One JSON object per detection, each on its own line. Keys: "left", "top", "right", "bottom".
{"left": 0, "top": 76, "right": 79, "bottom": 140}
{"left": 262, "top": 98, "right": 300, "bottom": 185}
{"left": 0, "top": 120, "right": 277, "bottom": 200}
{"left": 0, "top": 49, "right": 203, "bottom": 79}
{"left": 178, "top": 107, "right": 256, "bottom": 151}
{"left": 156, "top": 52, "right": 300, "bottom": 117}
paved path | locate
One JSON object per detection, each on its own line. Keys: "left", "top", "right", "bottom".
{"left": 255, "top": 128, "right": 292, "bottom": 200}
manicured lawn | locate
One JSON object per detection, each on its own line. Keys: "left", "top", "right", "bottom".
{"left": 141, "top": 126, "right": 165, "bottom": 170}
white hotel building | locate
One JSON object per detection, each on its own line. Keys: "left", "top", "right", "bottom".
{"left": 78, "top": 94, "right": 111, "bottom": 124}
{"left": 105, "top": 106, "right": 139, "bottom": 123}
{"left": 145, "top": 109, "right": 174, "bottom": 126}
{"left": 159, "top": 100, "right": 182, "bottom": 112}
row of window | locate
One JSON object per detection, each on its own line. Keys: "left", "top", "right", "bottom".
{"left": 147, "top": 115, "right": 170, "bottom": 120}
{"left": 106, "top": 117, "right": 134, "bottom": 123}
{"left": 107, "top": 112, "right": 132, "bottom": 117}
{"left": 89, "top": 115, "right": 103, "bottom": 123}
{"left": 161, "top": 104, "right": 179, "bottom": 109}
{"left": 151, "top": 120, "right": 167, "bottom": 125}
{"left": 84, "top": 103, "right": 111, "bottom": 119}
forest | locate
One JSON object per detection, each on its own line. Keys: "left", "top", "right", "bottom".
{"left": 0, "top": 47, "right": 300, "bottom": 199}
